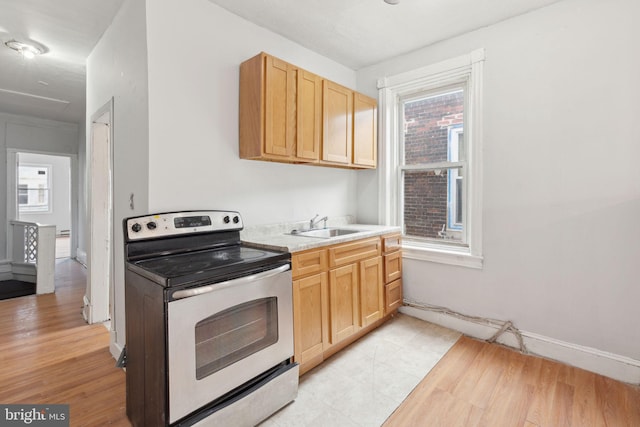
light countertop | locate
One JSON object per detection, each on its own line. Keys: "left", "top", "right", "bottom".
{"left": 240, "top": 217, "right": 400, "bottom": 253}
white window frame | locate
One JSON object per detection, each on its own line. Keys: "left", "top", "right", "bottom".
{"left": 18, "top": 163, "right": 53, "bottom": 214}
{"left": 448, "top": 125, "right": 464, "bottom": 232}
{"left": 377, "top": 49, "right": 484, "bottom": 269}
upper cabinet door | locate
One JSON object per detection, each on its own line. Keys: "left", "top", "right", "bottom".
{"left": 322, "top": 80, "right": 353, "bottom": 164}
{"left": 240, "top": 52, "right": 376, "bottom": 169}
{"left": 297, "top": 70, "right": 322, "bottom": 161}
{"left": 353, "top": 93, "right": 377, "bottom": 168}
{"left": 264, "top": 55, "right": 295, "bottom": 157}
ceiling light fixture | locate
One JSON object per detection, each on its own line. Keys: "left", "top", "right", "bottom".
{"left": 384, "top": 0, "right": 400, "bottom": 4}
{"left": 4, "top": 39, "right": 48, "bottom": 59}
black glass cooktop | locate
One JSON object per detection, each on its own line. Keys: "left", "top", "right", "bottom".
{"left": 129, "top": 244, "right": 290, "bottom": 287}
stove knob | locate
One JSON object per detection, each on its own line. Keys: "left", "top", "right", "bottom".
{"left": 147, "top": 221, "right": 157, "bottom": 230}
{"left": 131, "top": 223, "right": 142, "bottom": 233}
{"left": 233, "top": 216, "right": 240, "bottom": 224}
{"left": 223, "top": 216, "right": 230, "bottom": 224}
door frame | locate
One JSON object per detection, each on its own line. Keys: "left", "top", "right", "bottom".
{"left": 6, "top": 149, "right": 78, "bottom": 261}
{"left": 85, "top": 98, "right": 114, "bottom": 325}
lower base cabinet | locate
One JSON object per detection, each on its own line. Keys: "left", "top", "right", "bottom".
{"left": 328, "top": 263, "right": 359, "bottom": 345}
{"left": 292, "top": 272, "right": 328, "bottom": 367}
{"left": 385, "top": 278, "right": 403, "bottom": 314}
{"left": 292, "top": 235, "right": 401, "bottom": 375}
{"left": 359, "top": 256, "right": 384, "bottom": 327}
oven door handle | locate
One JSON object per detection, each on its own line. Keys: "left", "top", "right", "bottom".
{"left": 170, "top": 264, "right": 291, "bottom": 301}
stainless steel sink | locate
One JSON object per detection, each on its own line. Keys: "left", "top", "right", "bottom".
{"left": 289, "top": 228, "right": 360, "bottom": 238}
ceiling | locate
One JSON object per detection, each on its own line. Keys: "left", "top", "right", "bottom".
{"left": 208, "top": 0, "right": 565, "bottom": 69}
{"left": 0, "top": 0, "right": 124, "bottom": 124}
{"left": 0, "top": 0, "right": 563, "bottom": 125}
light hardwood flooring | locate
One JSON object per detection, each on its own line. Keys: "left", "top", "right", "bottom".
{"left": 1, "top": 259, "right": 638, "bottom": 426}
{"left": 384, "top": 336, "right": 640, "bottom": 427}
{"left": 0, "top": 259, "right": 128, "bottom": 426}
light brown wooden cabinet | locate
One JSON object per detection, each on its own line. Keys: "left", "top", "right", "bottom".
{"left": 297, "top": 69, "right": 322, "bottom": 160}
{"left": 240, "top": 53, "right": 297, "bottom": 161}
{"left": 353, "top": 93, "right": 377, "bottom": 167}
{"left": 359, "top": 256, "right": 384, "bottom": 327}
{"left": 322, "top": 80, "right": 353, "bottom": 165}
{"left": 239, "top": 52, "right": 377, "bottom": 169}
{"left": 292, "top": 272, "right": 328, "bottom": 368}
{"left": 382, "top": 233, "right": 403, "bottom": 314}
{"left": 328, "top": 263, "right": 359, "bottom": 344}
{"left": 292, "top": 235, "right": 398, "bottom": 375}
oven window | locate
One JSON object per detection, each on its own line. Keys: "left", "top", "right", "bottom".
{"left": 195, "top": 297, "right": 278, "bottom": 380}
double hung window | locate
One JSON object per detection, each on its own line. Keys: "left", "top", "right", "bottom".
{"left": 18, "top": 164, "right": 52, "bottom": 213}
{"left": 378, "top": 49, "right": 484, "bottom": 268}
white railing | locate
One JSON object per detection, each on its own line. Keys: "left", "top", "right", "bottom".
{"left": 9, "top": 220, "right": 56, "bottom": 294}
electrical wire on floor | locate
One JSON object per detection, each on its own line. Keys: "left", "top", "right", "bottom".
{"left": 402, "top": 298, "right": 528, "bottom": 354}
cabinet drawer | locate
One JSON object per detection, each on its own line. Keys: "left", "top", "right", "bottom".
{"left": 382, "top": 233, "right": 401, "bottom": 253}
{"left": 384, "top": 251, "right": 402, "bottom": 283}
{"left": 292, "top": 249, "right": 327, "bottom": 279}
{"left": 385, "top": 279, "right": 403, "bottom": 314}
{"left": 328, "top": 237, "right": 380, "bottom": 268}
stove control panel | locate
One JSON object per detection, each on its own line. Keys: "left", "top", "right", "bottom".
{"left": 125, "top": 210, "right": 243, "bottom": 241}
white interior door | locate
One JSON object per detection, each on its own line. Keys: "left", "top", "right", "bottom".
{"left": 86, "top": 112, "right": 113, "bottom": 324}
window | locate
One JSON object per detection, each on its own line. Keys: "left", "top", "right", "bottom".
{"left": 378, "top": 49, "right": 484, "bottom": 268}
{"left": 18, "top": 164, "right": 52, "bottom": 213}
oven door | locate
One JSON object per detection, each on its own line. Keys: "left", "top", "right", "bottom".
{"left": 167, "top": 264, "right": 293, "bottom": 424}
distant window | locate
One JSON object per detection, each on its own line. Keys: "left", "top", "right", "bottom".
{"left": 18, "top": 164, "right": 52, "bottom": 213}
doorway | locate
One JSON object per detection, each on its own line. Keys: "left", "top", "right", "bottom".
{"left": 16, "top": 152, "right": 72, "bottom": 259}
{"left": 6, "top": 149, "right": 78, "bottom": 262}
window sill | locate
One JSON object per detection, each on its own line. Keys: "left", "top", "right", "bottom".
{"left": 402, "top": 242, "right": 483, "bottom": 269}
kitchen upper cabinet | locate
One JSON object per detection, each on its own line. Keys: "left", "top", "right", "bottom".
{"left": 240, "top": 53, "right": 295, "bottom": 161}
{"left": 264, "top": 55, "right": 296, "bottom": 157}
{"left": 322, "top": 80, "right": 353, "bottom": 165}
{"left": 353, "top": 93, "right": 377, "bottom": 168}
{"left": 297, "top": 69, "right": 322, "bottom": 161}
{"left": 239, "top": 52, "right": 377, "bottom": 169}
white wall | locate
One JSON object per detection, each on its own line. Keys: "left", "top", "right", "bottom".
{"left": 145, "top": 0, "right": 359, "bottom": 227}
{"left": 91, "top": 0, "right": 362, "bottom": 357}
{"left": 0, "top": 113, "right": 79, "bottom": 260}
{"left": 356, "top": 0, "right": 640, "bottom": 361}
{"left": 76, "top": 121, "right": 86, "bottom": 261}
{"left": 18, "top": 153, "right": 71, "bottom": 233}
{"left": 86, "top": 0, "right": 149, "bottom": 353}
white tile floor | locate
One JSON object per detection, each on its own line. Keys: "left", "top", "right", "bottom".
{"left": 261, "top": 313, "right": 461, "bottom": 427}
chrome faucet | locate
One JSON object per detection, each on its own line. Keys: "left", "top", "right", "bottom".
{"left": 309, "top": 214, "right": 328, "bottom": 230}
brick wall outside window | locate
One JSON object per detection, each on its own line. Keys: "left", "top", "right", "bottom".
{"left": 403, "top": 91, "right": 464, "bottom": 238}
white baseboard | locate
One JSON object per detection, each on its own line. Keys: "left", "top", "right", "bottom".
{"left": 82, "top": 294, "right": 90, "bottom": 323}
{"left": 0, "top": 259, "right": 12, "bottom": 280}
{"left": 76, "top": 249, "right": 87, "bottom": 267}
{"left": 11, "top": 262, "right": 37, "bottom": 277}
{"left": 400, "top": 306, "right": 640, "bottom": 385}
{"left": 12, "top": 261, "right": 36, "bottom": 284}
{"left": 110, "top": 331, "right": 124, "bottom": 362}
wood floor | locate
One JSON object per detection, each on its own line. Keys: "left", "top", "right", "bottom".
{"left": 2, "top": 260, "right": 638, "bottom": 426}
{"left": 384, "top": 336, "right": 640, "bottom": 427}
{"left": 0, "top": 259, "right": 129, "bottom": 426}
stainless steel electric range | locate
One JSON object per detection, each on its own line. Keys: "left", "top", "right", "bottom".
{"left": 123, "top": 210, "right": 298, "bottom": 426}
